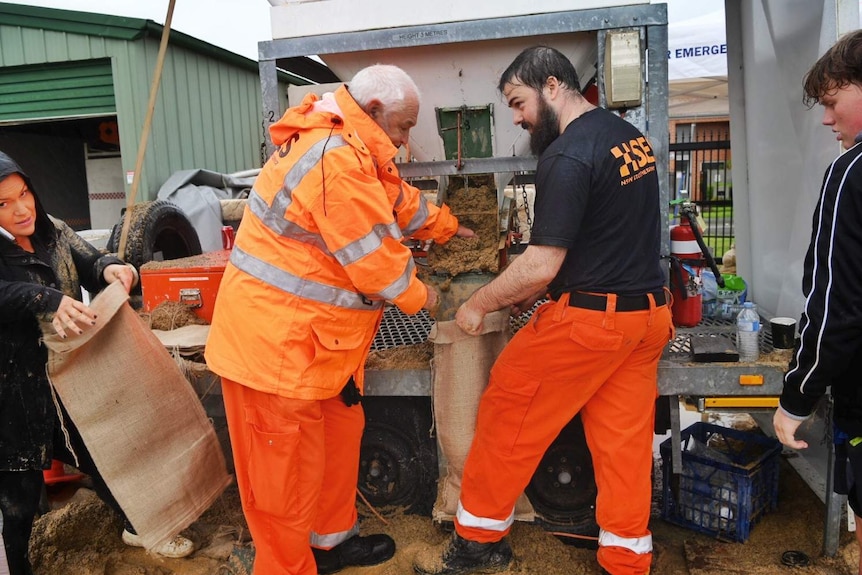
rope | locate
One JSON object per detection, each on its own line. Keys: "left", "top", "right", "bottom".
{"left": 356, "top": 488, "right": 389, "bottom": 526}
{"left": 548, "top": 531, "right": 600, "bottom": 542}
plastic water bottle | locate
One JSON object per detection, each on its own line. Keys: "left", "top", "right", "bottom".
{"left": 736, "top": 302, "right": 760, "bottom": 362}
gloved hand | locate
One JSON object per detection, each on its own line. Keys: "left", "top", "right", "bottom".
{"left": 340, "top": 376, "right": 362, "bottom": 407}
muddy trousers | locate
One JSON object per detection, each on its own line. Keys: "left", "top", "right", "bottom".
{"left": 454, "top": 294, "right": 673, "bottom": 575}
{"left": 0, "top": 406, "right": 123, "bottom": 575}
{"left": 221, "top": 378, "right": 365, "bottom": 575}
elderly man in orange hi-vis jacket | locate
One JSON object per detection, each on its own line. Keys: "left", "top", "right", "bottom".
{"left": 205, "top": 64, "right": 474, "bottom": 575}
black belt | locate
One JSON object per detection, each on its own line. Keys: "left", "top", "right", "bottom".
{"left": 567, "top": 291, "right": 666, "bottom": 312}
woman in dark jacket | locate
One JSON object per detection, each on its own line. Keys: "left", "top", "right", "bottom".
{"left": 0, "top": 151, "right": 192, "bottom": 574}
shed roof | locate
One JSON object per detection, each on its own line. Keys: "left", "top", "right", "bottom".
{"left": 0, "top": 2, "right": 312, "bottom": 85}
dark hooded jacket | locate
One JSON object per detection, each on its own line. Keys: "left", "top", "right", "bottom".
{"left": 0, "top": 151, "right": 125, "bottom": 471}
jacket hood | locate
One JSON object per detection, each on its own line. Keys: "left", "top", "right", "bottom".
{"left": 0, "top": 151, "right": 56, "bottom": 245}
{"left": 269, "top": 91, "right": 328, "bottom": 146}
{"left": 269, "top": 86, "right": 398, "bottom": 167}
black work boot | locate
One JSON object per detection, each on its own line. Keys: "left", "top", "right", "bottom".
{"left": 413, "top": 532, "right": 513, "bottom": 575}
{"left": 312, "top": 534, "right": 395, "bottom": 574}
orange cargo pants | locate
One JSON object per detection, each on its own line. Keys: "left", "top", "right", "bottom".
{"left": 221, "top": 378, "right": 364, "bottom": 575}
{"left": 455, "top": 293, "right": 673, "bottom": 575}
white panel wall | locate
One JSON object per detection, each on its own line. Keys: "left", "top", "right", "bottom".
{"left": 270, "top": 0, "right": 647, "bottom": 39}
{"left": 308, "top": 35, "right": 596, "bottom": 163}
{"left": 727, "top": 0, "right": 858, "bottom": 318}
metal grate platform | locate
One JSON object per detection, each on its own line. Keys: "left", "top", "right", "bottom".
{"left": 371, "top": 301, "right": 543, "bottom": 351}
{"left": 371, "top": 307, "right": 434, "bottom": 350}
{"left": 372, "top": 301, "right": 777, "bottom": 361}
{"left": 666, "top": 315, "right": 774, "bottom": 360}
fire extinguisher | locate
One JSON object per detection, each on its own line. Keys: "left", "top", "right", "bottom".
{"left": 668, "top": 201, "right": 724, "bottom": 327}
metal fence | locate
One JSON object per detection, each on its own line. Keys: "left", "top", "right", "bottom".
{"left": 669, "top": 126, "right": 734, "bottom": 260}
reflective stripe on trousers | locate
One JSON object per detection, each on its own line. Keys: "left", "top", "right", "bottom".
{"left": 599, "top": 529, "right": 653, "bottom": 554}
{"left": 310, "top": 523, "right": 359, "bottom": 549}
{"left": 455, "top": 500, "right": 513, "bottom": 533}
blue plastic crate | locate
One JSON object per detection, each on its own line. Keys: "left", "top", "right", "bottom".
{"left": 660, "top": 422, "right": 781, "bottom": 542}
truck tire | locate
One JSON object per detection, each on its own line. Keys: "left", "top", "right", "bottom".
{"left": 106, "top": 201, "right": 202, "bottom": 308}
{"left": 107, "top": 200, "right": 202, "bottom": 270}
{"left": 526, "top": 414, "right": 599, "bottom": 545}
{"left": 360, "top": 397, "right": 437, "bottom": 515}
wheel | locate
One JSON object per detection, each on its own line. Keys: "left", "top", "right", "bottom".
{"left": 359, "top": 423, "right": 419, "bottom": 506}
{"left": 360, "top": 397, "right": 437, "bottom": 515}
{"left": 107, "top": 200, "right": 202, "bottom": 270}
{"left": 526, "top": 414, "right": 599, "bottom": 543}
{"left": 106, "top": 201, "right": 202, "bottom": 308}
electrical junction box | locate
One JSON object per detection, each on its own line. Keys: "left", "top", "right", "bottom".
{"left": 140, "top": 250, "right": 230, "bottom": 323}
{"left": 604, "top": 29, "right": 643, "bottom": 108}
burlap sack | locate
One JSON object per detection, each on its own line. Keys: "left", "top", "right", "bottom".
{"left": 430, "top": 310, "right": 535, "bottom": 523}
{"left": 43, "top": 282, "right": 231, "bottom": 551}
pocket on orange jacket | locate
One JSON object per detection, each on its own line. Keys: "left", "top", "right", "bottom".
{"left": 305, "top": 321, "right": 372, "bottom": 377}
{"left": 245, "top": 405, "right": 301, "bottom": 517}
{"left": 568, "top": 319, "right": 624, "bottom": 351}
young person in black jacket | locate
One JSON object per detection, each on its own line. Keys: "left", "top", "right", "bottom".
{"left": 773, "top": 29, "right": 862, "bottom": 574}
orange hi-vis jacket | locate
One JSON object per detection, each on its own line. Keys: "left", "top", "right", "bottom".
{"left": 206, "top": 86, "right": 459, "bottom": 400}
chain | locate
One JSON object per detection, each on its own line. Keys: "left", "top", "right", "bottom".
{"left": 521, "top": 179, "right": 533, "bottom": 231}
{"left": 511, "top": 200, "right": 521, "bottom": 235}
{"left": 259, "top": 119, "right": 268, "bottom": 167}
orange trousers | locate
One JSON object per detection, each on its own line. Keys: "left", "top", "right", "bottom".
{"left": 455, "top": 293, "right": 673, "bottom": 575}
{"left": 221, "top": 378, "right": 364, "bottom": 575}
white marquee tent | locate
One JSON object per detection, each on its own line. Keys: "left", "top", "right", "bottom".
{"left": 666, "top": 9, "right": 728, "bottom": 118}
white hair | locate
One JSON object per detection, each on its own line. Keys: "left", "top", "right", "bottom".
{"left": 348, "top": 64, "right": 420, "bottom": 113}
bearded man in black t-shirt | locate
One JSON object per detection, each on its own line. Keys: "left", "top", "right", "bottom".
{"left": 414, "top": 46, "right": 672, "bottom": 575}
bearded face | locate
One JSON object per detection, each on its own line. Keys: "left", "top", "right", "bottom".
{"left": 528, "top": 94, "right": 561, "bottom": 156}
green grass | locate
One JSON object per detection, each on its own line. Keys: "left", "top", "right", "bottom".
{"left": 700, "top": 205, "right": 733, "bottom": 218}
{"left": 705, "top": 236, "right": 734, "bottom": 259}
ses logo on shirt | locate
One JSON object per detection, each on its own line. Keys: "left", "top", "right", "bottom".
{"left": 609, "top": 137, "right": 657, "bottom": 186}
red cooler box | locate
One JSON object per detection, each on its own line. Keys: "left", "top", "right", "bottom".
{"left": 140, "top": 250, "right": 230, "bottom": 322}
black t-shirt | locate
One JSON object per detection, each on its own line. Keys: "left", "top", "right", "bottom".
{"left": 530, "top": 107, "right": 665, "bottom": 299}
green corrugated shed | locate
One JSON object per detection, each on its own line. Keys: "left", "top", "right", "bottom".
{"left": 0, "top": 2, "right": 297, "bottom": 201}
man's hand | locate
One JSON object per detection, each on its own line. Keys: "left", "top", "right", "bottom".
{"left": 455, "top": 225, "right": 476, "bottom": 238}
{"left": 420, "top": 225, "right": 476, "bottom": 252}
{"left": 52, "top": 295, "right": 97, "bottom": 338}
{"left": 422, "top": 283, "right": 439, "bottom": 316}
{"left": 103, "top": 263, "right": 137, "bottom": 293}
{"left": 773, "top": 409, "right": 809, "bottom": 449}
{"left": 456, "top": 299, "right": 485, "bottom": 336}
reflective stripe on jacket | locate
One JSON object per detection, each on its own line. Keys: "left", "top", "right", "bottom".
{"left": 206, "top": 86, "right": 458, "bottom": 400}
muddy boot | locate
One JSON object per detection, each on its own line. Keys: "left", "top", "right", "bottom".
{"left": 413, "top": 532, "right": 513, "bottom": 575}
{"left": 312, "top": 534, "right": 395, "bottom": 574}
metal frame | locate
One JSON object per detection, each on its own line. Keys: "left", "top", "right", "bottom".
{"left": 257, "top": 4, "right": 669, "bottom": 196}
